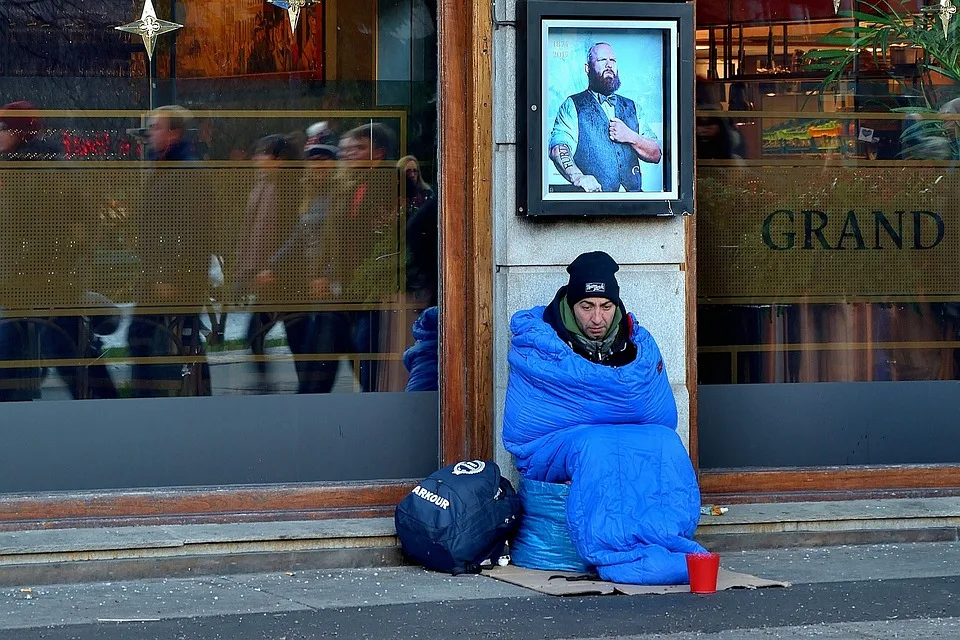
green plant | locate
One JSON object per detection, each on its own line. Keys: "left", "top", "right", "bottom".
{"left": 806, "top": 0, "right": 960, "bottom": 156}
{"left": 807, "top": 0, "right": 960, "bottom": 103}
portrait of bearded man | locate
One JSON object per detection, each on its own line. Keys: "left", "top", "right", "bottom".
{"left": 547, "top": 42, "right": 662, "bottom": 193}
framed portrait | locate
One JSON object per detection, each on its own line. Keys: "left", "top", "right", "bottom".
{"left": 517, "top": 1, "right": 694, "bottom": 217}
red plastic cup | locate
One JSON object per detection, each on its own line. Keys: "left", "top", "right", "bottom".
{"left": 686, "top": 552, "right": 720, "bottom": 594}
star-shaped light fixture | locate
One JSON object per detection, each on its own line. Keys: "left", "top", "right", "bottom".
{"left": 115, "top": 0, "right": 183, "bottom": 60}
{"left": 834, "top": 0, "right": 841, "bottom": 13}
{"left": 267, "top": 0, "right": 322, "bottom": 36}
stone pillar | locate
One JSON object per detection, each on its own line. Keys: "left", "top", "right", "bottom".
{"left": 490, "top": 0, "right": 691, "bottom": 482}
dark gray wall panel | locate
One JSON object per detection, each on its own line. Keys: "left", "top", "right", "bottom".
{"left": 0, "top": 392, "right": 439, "bottom": 492}
{"left": 698, "top": 382, "right": 960, "bottom": 469}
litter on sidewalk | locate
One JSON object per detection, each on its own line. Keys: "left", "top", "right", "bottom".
{"left": 700, "top": 504, "right": 729, "bottom": 516}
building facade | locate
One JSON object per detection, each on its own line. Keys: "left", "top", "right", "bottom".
{"left": 0, "top": 0, "right": 956, "bottom": 530}
{"left": 495, "top": 0, "right": 960, "bottom": 500}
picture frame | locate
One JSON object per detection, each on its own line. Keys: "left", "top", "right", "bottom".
{"left": 517, "top": 0, "right": 694, "bottom": 217}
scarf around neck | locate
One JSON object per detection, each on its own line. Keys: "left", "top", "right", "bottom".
{"left": 560, "top": 295, "right": 623, "bottom": 359}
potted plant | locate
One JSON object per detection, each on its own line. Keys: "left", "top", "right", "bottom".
{"left": 806, "top": 0, "right": 960, "bottom": 157}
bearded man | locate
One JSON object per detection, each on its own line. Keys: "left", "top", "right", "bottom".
{"left": 548, "top": 42, "right": 662, "bottom": 193}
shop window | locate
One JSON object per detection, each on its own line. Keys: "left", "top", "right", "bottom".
{"left": 695, "top": 0, "right": 960, "bottom": 467}
{"left": 0, "top": 0, "right": 440, "bottom": 490}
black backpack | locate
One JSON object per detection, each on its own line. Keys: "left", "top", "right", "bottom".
{"left": 395, "top": 460, "right": 521, "bottom": 575}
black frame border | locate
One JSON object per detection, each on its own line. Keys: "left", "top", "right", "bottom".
{"left": 517, "top": 0, "right": 694, "bottom": 217}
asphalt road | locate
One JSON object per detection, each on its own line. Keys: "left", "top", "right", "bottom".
{"left": 2, "top": 575, "right": 958, "bottom": 639}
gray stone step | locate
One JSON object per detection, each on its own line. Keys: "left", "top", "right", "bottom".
{"left": 0, "top": 519, "right": 397, "bottom": 559}
{"left": 0, "top": 519, "right": 401, "bottom": 587}
{"left": 0, "top": 497, "right": 958, "bottom": 586}
{"left": 695, "top": 497, "right": 960, "bottom": 551}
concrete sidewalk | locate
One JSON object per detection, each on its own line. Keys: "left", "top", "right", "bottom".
{"left": 0, "top": 541, "right": 957, "bottom": 633}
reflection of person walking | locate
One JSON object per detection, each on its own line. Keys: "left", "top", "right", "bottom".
{"left": 314, "top": 124, "right": 400, "bottom": 393}
{"left": 233, "top": 134, "right": 301, "bottom": 389}
{"left": 548, "top": 43, "right": 662, "bottom": 193}
{"left": 0, "top": 102, "right": 118, "bottom": 401}
{"left": 398, "top": 155, "right": 438, "bottom": 306}
{"left": 254, "top": 124, "right": 340, "bottom": 394}
{"left": 127, "top": 105, "right": 212, "bottom": 398}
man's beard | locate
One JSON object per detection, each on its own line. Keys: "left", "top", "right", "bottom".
{"left": 587, "top": 68, "right": 621, "bottom": 95}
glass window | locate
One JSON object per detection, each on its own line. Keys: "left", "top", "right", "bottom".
{"left": 0, "top": 0, "right": 440, "bottom": 491}
{"left": 695, "top": 0, "right": 960, "bottom": 468}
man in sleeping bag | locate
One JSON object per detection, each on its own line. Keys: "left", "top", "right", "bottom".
{"left": 502, "top": 250, "right": 706, "bottom": 585}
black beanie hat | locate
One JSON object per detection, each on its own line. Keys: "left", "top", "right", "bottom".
{"left": 565, "top": 251, "right": 621, "bottom": 308}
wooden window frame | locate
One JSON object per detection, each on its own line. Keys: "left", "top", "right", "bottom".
{"left": 0, "top": 0, "right": 494, "bottom": 531}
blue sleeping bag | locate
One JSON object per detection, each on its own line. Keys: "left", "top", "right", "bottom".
{"left": 403, "top": 306, "right": 439, "bottom": 392}
{"left": 502, "top": 306, "right": 705, "bottom": 584}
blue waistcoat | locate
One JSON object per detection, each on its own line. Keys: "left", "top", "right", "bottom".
{"left": 571, "top": 90, "right": 642, "bottom": 192}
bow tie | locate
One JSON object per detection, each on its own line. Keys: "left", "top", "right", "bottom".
{"left": 598, "top": 94, "right": 617, "bottom": 106}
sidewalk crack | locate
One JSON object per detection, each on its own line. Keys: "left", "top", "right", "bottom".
{"left": 218, "top": 575, "right": 321, "bottom": 612}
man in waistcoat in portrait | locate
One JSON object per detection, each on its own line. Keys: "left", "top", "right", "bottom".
{"left": 548, "top": 42, "right": 662, "bottom": 193}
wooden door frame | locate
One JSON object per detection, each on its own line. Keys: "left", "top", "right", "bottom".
{"left": 0, "top": 0, "right": 493, "bottom": 531}
{"left": 437, "top": 0, "right": 494, "bottom": 466}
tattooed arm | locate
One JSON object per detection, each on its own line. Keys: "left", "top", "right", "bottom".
{"left": 548, "top": 143, "right": 601, "bottom": 192}
{"left": 548, "top": 97, "right": 602, "bottom": 192}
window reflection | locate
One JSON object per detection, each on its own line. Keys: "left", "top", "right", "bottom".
{"left": 0, "top": 0, "right": 439, "bottom": 401}
{"left": 695, "top": 1, "right": 960, "bottom": 386}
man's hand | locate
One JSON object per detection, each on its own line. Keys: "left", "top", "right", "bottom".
{"left": 609, "top": 117, "right": 638, "bottom": 145}
{"left": 154, "top": 283, "right": 179, "bottom": 302}
{"left": 254, "top": 270, "right": 276, "bottom": 289}
{"left": 311, "top": 277, "right": 331, "bottom": 299}
{"left": 573, "top": 174, "right": 602, "bottom": 193}
{"left": 610, "top": 118, "right": 662, "bottom": 163}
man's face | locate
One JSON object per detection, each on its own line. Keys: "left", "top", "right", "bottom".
{"left": 573, "top": 297, "right": 617, "bottom": 340}
{"left": 147, "top": 115, "right": 180, "bottom": 157}
{"left": 696, "top": 118, "right": 722, "bottom": 142}
{"left": 0, "top": 129, "right": 18, "bottom": 153}
{"left": 586, "top": 44, "right": 621, "bottom": 96}
{"left": 338, "top": 135, "right": 385, "bottom": 162}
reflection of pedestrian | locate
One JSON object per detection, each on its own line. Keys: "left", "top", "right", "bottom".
{"left": 696, "top": 78, "right": 743, "bottom": 160}
{"left": 0, "top": 102, "right": 53, "bottom": 401}
{"left": 695, "top": 108, "right": 742, "bottom": 160}
{"left": 314, "top": 123, "right": 400, "bottom": 392}
{"left": 233, "top": 134, "right": 301, "bottom": 386}
{"left": 398, "top": 155, "right": 433, "bottom": 213}
{"left": 0, "top": 102, "right": 117, "bottom": 401}
{"left": 127, "top": 106, "right": 211, "bottom": 397}
{"left": 255, "top": 125, "right": 340, "bottom": 394}
{"left": 693, "top": 79, "right": 760, "bottom": 384}
{"left": 548, "top": 43, "right": 662, "bottom": 193}
{"left": 398, "top": 155, "right": 438, "bottom": 305}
